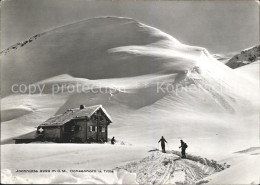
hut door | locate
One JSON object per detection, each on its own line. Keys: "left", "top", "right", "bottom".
{"left": 64, "top": 123, "right": 75, "bottom": 143}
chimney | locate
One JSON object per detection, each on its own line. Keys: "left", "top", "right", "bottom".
{"left": 80, "top": 105, "right": 85, "bottom": 109}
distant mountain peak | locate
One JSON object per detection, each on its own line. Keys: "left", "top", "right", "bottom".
{"left": 0, "top": 33, "right": 44, "bottom": 56}
{"left": 226, "top": 45, "right": 260, "bottom": 69}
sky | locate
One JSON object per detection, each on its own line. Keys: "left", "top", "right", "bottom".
{"left": 1, "top": 0, "right": 259, "bottom": 53}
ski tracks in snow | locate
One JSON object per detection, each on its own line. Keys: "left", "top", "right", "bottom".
{"left": 117, "top": 151, "right": 216, "bottom": 184}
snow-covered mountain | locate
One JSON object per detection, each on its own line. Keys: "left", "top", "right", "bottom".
{"left": 226, "top": 45, "right": 260, "bottom": 69}
{"left": 1, "top": 17, "right": 259, "bottom": 184}
{"left": 2, "top": 15, "right": 259, "bottom": 146}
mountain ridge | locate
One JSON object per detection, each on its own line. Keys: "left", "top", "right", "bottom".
{"left": 226, "top": 45, "right": 260, "bottom": 69}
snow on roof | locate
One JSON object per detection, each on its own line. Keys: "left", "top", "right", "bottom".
{"left": 39, "top": 105, "right": 112, "bottom": 127}
{"left": 14, "top": 131, "right": 38, "bottom": 140}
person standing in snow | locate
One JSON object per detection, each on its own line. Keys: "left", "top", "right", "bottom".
{"left": 111, "top": 137, "right": 116, "bottom": 145}
{"left": 179, "top": 140, "right": 188, "bottom": 158}
{"left": 158, "top": 136, "right": 167, "bottom": 153}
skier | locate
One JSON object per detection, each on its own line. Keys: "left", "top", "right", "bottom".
{"left": 111, "top": 137, "right": 116, "bottom": 145}
{"left": 158, "top": 136, "right": 167, "bottom": 153}
{"left": 179, "top": 140, "right": 188, "bottom": 158}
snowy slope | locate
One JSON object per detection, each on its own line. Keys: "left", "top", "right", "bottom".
{"left": 212, "top": 53, "right": 236, "bottom": 64}
{"left": 1, "top": 16, "right": 179, "bottom": 96}
{"left": 226, "top": 45, "right": 260, "bottom": 69}
{"left": 234, "top": 60, "right": 259, "bottom": 82}
{"left": 1, "top": 94, "right": 69, "bottom": 143}
{"left": 235, "top": 146, "right": 260, "bottom": 155}
{"left": 199, "top": 147, "right": 260, "bottom": 184}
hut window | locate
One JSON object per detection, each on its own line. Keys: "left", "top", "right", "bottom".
{"left": 99, "top": 126, "right": 105, "bottom": 132}
{"left": 90, "top": 126, "right": 97, "bottom": 132}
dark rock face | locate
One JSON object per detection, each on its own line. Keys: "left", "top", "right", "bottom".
{"left": 226, "top": 45, "right": 260, "bottom": 69}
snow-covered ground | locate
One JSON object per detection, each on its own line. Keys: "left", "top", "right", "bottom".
{"left": 1, "top": 144, "right": 148, "bottom": 184}
{"left": 2, "top": 144, "right": 259, "bottom": 184}
{"left": 1, "top": 17, "right": 259, "bottom": 184}
{"left": 234, "top": 60, "right": 260, "bottom": 82}
{"left": 200, "top": 147, "right": 260, "bottom": 184}
{"left": 117, "top": 150, "right": 226, "bottom": 184}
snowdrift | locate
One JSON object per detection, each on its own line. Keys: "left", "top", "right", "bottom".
{"left": 117, "top": 151, "right": 227, "bottom": 184}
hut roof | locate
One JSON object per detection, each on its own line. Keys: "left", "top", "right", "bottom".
{"left": 14, "top": 130, "right": 38, "bottom": 140}
{"left": 39, "top": 105, "right": 112, "bottom": 127}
